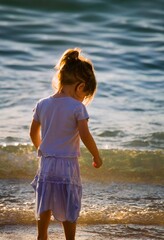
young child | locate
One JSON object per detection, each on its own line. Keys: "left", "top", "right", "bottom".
{"left": 30, "top": 48, "right": 102, "bottom": 240}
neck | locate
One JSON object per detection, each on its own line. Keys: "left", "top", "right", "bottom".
{"left": 61, "top": 85, "right": 75, "bottom": 97}
{"left": 60, "top": 88, "right": 72, "bottom": 97}
{"left": 54, "top": 84, "right": 84, "bottom": 102}
{"left": 53, "top": 85, "right": 75, "bottom": 98}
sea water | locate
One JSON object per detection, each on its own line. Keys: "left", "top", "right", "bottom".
{"left": 0, "top": 0, "right": 164, "bottom": 149}
{"left": 0, "top": 0, "right": 164, "bottom": 239}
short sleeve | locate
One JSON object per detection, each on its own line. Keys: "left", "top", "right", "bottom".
{"left": 33, "top": 102, "right": 40, "bottom": 122}
{"left": 74, "top": 103, "right": 89, "bottom": 121}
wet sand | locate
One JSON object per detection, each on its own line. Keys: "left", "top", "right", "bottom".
{"left": 0, "top": 224, "right": 108, "bottom": 240}
{"left": 1, "top": 223, "right": 163, "bottom": 240}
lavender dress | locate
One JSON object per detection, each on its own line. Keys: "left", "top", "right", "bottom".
{"left": 31, "top": 96, "right": 89, "bottom": 223}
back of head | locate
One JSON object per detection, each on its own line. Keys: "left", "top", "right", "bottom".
{"left": 55, "top": 48, "right": 97, "bottom": 103}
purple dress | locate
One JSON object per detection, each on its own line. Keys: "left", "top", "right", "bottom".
{"left": 31, "top": 96, "right": 89, "bottom": 223}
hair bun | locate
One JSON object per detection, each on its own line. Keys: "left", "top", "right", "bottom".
{"left": 55, "top": 48, "right": 81, "bottom": 70}
{"left": 67, "top": 50, "right": 79, "bottom": 61}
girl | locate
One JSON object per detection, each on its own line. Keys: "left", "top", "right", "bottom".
{"left": 30, "top": 48, "right": 102, "bottom": 240}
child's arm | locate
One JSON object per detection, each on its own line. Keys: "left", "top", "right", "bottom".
{"left": 29, "top": 119, "right": 41, "bottom": 149}
{"left": 78, "top": 119, "right": 102, "bottom": 168}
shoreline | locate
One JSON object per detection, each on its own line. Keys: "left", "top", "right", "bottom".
{"left": 0, "top": 223, "right": 164, "bottom": 240}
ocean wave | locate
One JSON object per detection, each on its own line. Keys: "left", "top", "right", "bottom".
{"left": 0, "top": 205, "right": 163, "bottom": 226}
{"left": 1, "top": 0, "right": 164, "bottom": 12}
{"left": 0, "top": 145, "right": 163, "bottom": 184}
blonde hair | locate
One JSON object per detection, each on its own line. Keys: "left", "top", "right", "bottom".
{"left": 53, "top": 48, "right": 97, "bottom": 103}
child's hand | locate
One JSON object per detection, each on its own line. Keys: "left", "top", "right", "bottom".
{"left": 92, "top": 157, "right": 103, "bottom": 168}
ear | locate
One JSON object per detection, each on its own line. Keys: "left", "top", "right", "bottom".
{"left": 77, "top": 82, "right": 85, "bottom": 92}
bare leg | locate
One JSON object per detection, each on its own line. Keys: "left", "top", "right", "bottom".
{"left": 37, "top": 210, "right": 51, "bottom": 240}
{"left": 62, "top": 221, "right": 76, "bottom": 240}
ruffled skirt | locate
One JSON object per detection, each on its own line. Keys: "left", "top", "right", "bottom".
{"left": 31, "top": 155, "right": 82, "bottom": 223}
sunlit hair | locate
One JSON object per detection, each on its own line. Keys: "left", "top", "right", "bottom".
{"left": 52, "top": 48, "right": 97, "bottom": 104}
